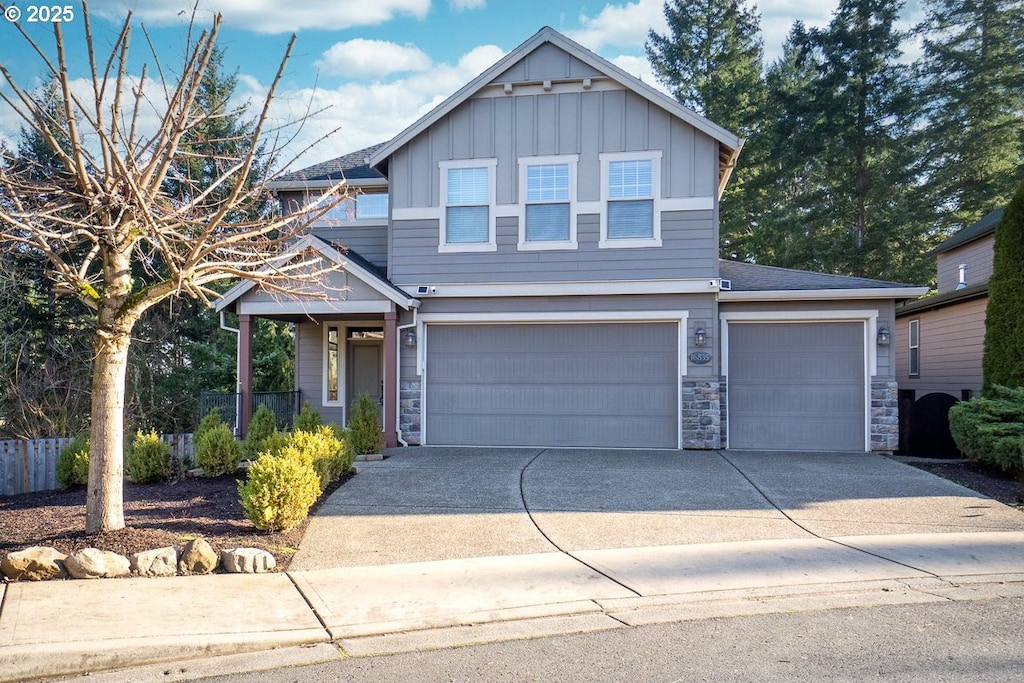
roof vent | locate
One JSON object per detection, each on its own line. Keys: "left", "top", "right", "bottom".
{"left": 956, "top": 263, "right": 968, "bottom": 290}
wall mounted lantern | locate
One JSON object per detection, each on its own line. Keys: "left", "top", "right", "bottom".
{"left": 694, "top": 326, "right": 707, "bottom": 347}
{"left": 403, "top": 330, "right": 417, "bottom": 347}
{"left": 876, "top": 326, "right": 890, "bottom": 346}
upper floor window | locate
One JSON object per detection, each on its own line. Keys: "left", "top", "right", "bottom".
{"left": 439, "top": 159, "right": 497, "bottom": 253}
{"left": 323, "top": 192, "right": 388, "bottom": 223}
{"left": 599, "top": 151, "right": 662, "bottom": 249}
{"left": 908, "top": 319, "right": 920, "bottom": 377}
{"left": 518, "top": 155, "right": 579, "bottom": 251}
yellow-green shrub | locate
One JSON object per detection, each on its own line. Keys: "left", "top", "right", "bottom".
{"left": 348, "top": 393, "right": 384, "bottom": 455}
{"left": 290, "top": 425, "right": 353, "bottom": 489}
{"left": 195, "top": 423, "right": 241, "bottom": 476}
{"left": 238, "top": 449, "right": 320, "bottom": 532}
{"left": 244, "top": 404, "right": 278, "bottom": 460}
{"left": 126, "top": 429, "right": 175, "bottom": 483}
{"left": 56, "top": 434, "right": 90, "bottom": 489}
{"left": 293, "top": 401, "right": 323, "bottom": 432}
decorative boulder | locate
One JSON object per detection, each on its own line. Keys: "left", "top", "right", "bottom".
{"left": 65, "top": 548, "right": 130, "bottom": 579}
{"left": 178, "top": 538, "right": 218, "bottom": 575}
{"left": 1, "top": 546, "right": 68, "bottom": 581}
{"left": 221, "top": 547, "right": 276, "bottom": 574}
{"left": 130, "top": 547, "right": 179, "bottom": 577}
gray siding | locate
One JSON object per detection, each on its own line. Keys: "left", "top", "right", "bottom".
{"left": 313, "top": 225, "right": 388, "bottom": 272}
{"left": 937, "top": 235, "right": 994, "bottom": 293}
{"left": 391, "top": 210, "right": 717, "bottom": 284}
{"left": 894, "top": 297, "right": 986, "bottom": 397}
{"left": 294, "top": 322, "right": 345, "bottom": 425}
{"left": 492, "top": 42, "right": 603, "bottom": 82}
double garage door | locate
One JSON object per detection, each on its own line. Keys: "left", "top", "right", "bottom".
{"left": 727, "top": 322, "right": 866, "bottom": 451}
{"left": 425, "top": 323, "right": 678, "bottom": 448}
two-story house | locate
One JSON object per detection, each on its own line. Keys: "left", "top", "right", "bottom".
{"left": 216, "top": 27, "right": 926, "bottom": 453}
{"left": 894, "top": 207, "right": 1003, "bottom": 456}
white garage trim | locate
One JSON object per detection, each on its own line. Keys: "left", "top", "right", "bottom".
{"left": 415, "top": 311, "right": 689, "bottom": 448}
{"left": 720, "top": 310, "right": 880, "bottom": 452}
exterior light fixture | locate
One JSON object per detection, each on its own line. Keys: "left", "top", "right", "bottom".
{"left": 877, "top": 326, "right": 890, "bottom": 346}
{"left": 403, "top": 330, "right": 417, "bottom": 347}
{"left": 694, "top": 326, "right": 707, "bottom": 347}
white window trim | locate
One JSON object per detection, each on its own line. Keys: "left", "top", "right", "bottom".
{"left": 908, "top": 319, "right": 920, "bottom": 378}
{"left": 517, "top": 154, "right": 579, "bottom": 251}
{"left": 599, "top": 150, "right": 663, "bottom": 249}
{"left": 439, "top": 158, "right": 498, "bottom": 253}
{"left": 322, "top": 323, "right": 346, "bottom": 408}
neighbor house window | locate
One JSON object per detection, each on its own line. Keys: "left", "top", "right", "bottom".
{"left": 908, "top": 319, "right": 920, "bottom": 377}
{"left": 599, "top": 151, "right": 662, "bottom": 248}
{"left": 517, "top": 155, "right": 578, "bottom": 250}
{"left": 326, "top": 325, "right": 340, "bottom": 402}
{"left": 356, "top": 193, "right": 388, "bottom": 219}
{"left": 439, "top": 159, "right": 497, "bottom": 252}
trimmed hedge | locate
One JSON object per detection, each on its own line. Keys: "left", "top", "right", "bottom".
{"left": 948, "top": 385, "right": 1024, "bottom": 474}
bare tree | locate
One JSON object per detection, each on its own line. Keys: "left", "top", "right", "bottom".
{"left": 0, "top": 1, "right": 347, "bottom": 532}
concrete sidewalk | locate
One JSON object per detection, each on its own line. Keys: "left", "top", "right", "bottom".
{"left": 3, "top": 448, "right": 1024, "bottom": 682}
{"left": 3, "top": 532, "right": 1024, "bottom": 682}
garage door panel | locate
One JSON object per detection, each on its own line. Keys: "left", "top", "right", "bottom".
{"left": 729, "top": 322, "right": 865, "bottom": 451}
{"left": 426, "top": 323, "right": 678, "bottom": 448}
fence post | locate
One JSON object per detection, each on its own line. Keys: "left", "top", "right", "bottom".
{"left": 21, "top": 439, "right": 29, "bottom": 494}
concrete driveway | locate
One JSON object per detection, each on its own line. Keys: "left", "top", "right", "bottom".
{"left": 290, "top": 448, "right": 1024, "bottom": 570}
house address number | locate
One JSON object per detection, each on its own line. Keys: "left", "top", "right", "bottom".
{"left": 689, "top": 351, "right": 712, "bottom": 365}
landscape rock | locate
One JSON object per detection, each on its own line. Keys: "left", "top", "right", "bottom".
{"left": 130, "top": 546, "right": 179, "bottom": 577}
{"left": 178, "top": 538, "right": 218, "bottom": 574}
{"left": 221, "top": 547, "right": 276, "bottom": 573}
{"left": 1, "top": 546, "right": 68, "bottom": 581}
{"left": 64, "top": 548, "right": 130, "bottom": 579}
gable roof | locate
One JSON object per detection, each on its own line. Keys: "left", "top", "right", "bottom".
{"left": 933, "top": 207, "right": 1004, "bottom": 254}
{"left": 215, "top": 234, "right": 417, "bottom": 313}
{"left": 368, "top": 26, "right": 744, "bottom": 198}
{"left": 269, "top": 142, "right": 389, "bottom": 190}
{"left": 718, "top": 259, "right": 928, "bottom": 300}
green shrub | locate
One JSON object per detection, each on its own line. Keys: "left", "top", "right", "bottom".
{"left": 196, "top": 407, "right": 225, "bottom": 443}
{"left": 194, "top": 423, "right": 242, "bottom": 476}
{"left": 126, "top": 429, "right": 176, "bottom": 483}
{"left": 244, "top": 404, "right": 278, "bottom": 460}
{"left": 291, "top": 425, "right": 354, "bottom": 489}
{"left": 293, "top": 401, "right": 323, "bottom": 432}
{"left": 948, "top": 385, "right": 1024, "bottom": 474}
{"left": 238, "top": 449, "right": 321, "bottom": 532}
{"left": 56, "top": 434, "right": 90, "bottom": 489}
{"left": 258, "top": 429, "right": 293, "bottom": 458}
{"left": 348, "top": 393, "right": 384, "bottom": 455}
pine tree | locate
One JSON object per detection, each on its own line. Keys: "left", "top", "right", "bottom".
{"left": 982, "top": 180, "right": 1024, "bottom": 391}
{"left": 646, "top": 0, "right": 768, "bottom": 259}
{"left": 916, "top": 0, "right": 1024, "bottom": 235}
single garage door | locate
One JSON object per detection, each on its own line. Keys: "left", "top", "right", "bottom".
{"left": 425, "top": 323, "right": 678, "bottom": 448}
{"left": 728, "top": 322, "right": 865, "bottom": 451}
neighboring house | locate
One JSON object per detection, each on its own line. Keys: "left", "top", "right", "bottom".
{"left": 894, "top": 207, "right": 1003, "bottom": 456}
{"left": 216, "top": 27, "right": 926, "bottom": 453}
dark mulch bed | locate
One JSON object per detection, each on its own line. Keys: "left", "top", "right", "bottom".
{"left": 907, "top": 459, "right": 1024, "bottom": 510}
{"left": 0, "top": 472, "right": 351, "bottom": 573}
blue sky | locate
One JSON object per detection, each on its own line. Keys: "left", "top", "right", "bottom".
{"left": 0, "top": 0, "right": 923, "bottom": 171}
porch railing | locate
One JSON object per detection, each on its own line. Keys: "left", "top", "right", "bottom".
{"left": 199, "top": 390, "right": 301, "bottom": 435}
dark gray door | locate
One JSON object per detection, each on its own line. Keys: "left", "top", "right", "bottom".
{"left": 728, "top": 322, "right": 865, "bottom": 451}
{"left": 347, "top": 340, "right": 382, "bottom": 425}
{"left": 425, "top": 323, "right": 678, "bottom": 448}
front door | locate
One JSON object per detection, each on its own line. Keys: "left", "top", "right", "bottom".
{"left": 347, "top": 339, "right": 383, "bottom": 425}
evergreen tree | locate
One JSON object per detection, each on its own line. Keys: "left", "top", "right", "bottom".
{"left": 982, "top": 180, "right": 1024, "bottom": 391}
{"left": 916, "top": 0, "right": 1024, "bottom": 235}
{"left": 646, "top": 0, "right": 768, "bottom": 259}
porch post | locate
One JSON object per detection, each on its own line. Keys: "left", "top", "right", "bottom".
{"left": 383, "top": 310, "right": 398, "bottom": 448}
{"left": 239, "top": 314, "right": 254, "bottom": 437}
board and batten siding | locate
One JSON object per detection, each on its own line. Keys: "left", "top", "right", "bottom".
{"left": 937, "top": 235, "right": 994, "bottom": 293}
{"left": 391, "top": 211, "right": 716, "bottom": 284}
{"left": 894, "top": 297, "right": 987, "bottom": 397}
{"left": 295, "top": 322, "right": 345, "bottom": 425}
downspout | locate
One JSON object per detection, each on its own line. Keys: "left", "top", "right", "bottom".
{"left": 219, "top": 311, "right": 242, "bottom": 437}
{"left": 395, "top": 306, "right": 419, "bottom": 447}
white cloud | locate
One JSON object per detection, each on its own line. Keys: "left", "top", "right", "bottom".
{"left": 248, "top": 44, "right": 507, "bottom": 172}
{"left": 449, "top": 0, "right": 486, "bottom": 10}
{"left": 96, "top": 0, "right": 430, "bottom": 33}
{"left": 567, "top": 0, "right": 667, "bottom": 52}
{"left": 316, "top": 40, "right": 432, "bottom": 78}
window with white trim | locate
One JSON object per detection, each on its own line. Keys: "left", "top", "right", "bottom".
{"left": 439, "top": 159, "right": 497, "bottom": 252}
{"left": 517, "top": 155, "right": 578, "bottom": 250}
{"left": 908, "top": 319, "right": 920, "bottom": 377}
{"left": 322, "top": 192, "right": 388, "bottom": 222}
{"left": 599, "top": 151, "right": 662, "bottom": 248}
{"left": 326, "top": 325, "right": 340, "bottom": 402}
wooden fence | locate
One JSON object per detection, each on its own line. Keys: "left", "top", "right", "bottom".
{"left": 0, "top": 433, "right": 195, "bottom": 497}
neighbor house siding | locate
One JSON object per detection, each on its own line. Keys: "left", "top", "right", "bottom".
{"left": 894, "top": 297, "right": 987, "bottom": 397}
{"left": 936, "top": 236, "right": 995, "bottom": 293}
{"left": 312, "top": 225, "right": 388, "bottom": 272}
